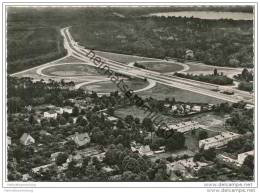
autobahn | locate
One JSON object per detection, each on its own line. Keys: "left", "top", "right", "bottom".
{"left": 62, "top": 27, "right": 254, "bottom": 104}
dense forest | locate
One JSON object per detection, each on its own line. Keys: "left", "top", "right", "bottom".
{"left": 7, "top": 6, "right": 253, "bottom": 74}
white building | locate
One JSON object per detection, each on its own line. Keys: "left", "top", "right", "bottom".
{"left": 107, "top": 116, "right": 118, "bottom": 123}
{"left": 191, "top": 105, "right": 201, "bottom": 112}
{"left": 43, "top": 110, "right": 57, "bottom": 119}
{"left": 63, "top": 106, "right": 73, "bottom": 114}
{"left": 162, "top": 121, "right": 200, "bottom": 133}
{"left": 199, "top": 132, "right": 241, "bottom": 150}
{"left": 167, "top": 157, "right": 210, "bottom": 175}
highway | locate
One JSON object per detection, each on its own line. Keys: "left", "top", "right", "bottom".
{"left": 61, "top": 27, "right": 254, "bottom": 104}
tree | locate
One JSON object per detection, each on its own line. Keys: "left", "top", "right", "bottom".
{"left": 125, "top": 115, "right": 134, "bottom": 125}
{"left": 72, "top": 107, "right": 79, "bottom": 117}
{"left": 56, "top": 153, "right": 68, "bottom": 166}
{"left": 214, "top": 68, "right": 218, "bottom": 76}
{"left": 203, "top": 148, "right": 216, "bottom": 161}
{"left": 165, "top": 132, "right": 185, "bottom": 151}
{"left": 142, "top": 117, "right": 154, "bottom": 141}
{"left": 198, "top": 130, "right": 208, "bottom": 140}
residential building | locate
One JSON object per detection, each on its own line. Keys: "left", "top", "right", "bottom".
{"left": 107, "top": 116, "right": 118, "bottom": 123}
{"left": 199, "top": 132, "right": 241, "bottom": 150}
{"left": 50, "top": 152, "right": 62, "bottom": 162}
{"left": 167, "top": 157, "right": 211, "bottom": 176}
{"left": 68, "top": 132, "right": 90, "bottom": 147}
{"left": 20, "top": 133, "right": 35, "bottom": 146}
{"left": 191, "top": 105, "right": 201, "bottom": 112}
{"left": 43, "top": 110, "right": 57, "bottom": 119}
{"left": 244, "top": 104, "right": 254, "bottom": 110}
{"left": 162, "top": 121, "right": 200, "bottom": 133}
{"left": 53, "top": 107, "right": 63, "bottom": 114}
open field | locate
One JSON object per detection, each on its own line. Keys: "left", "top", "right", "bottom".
{"left": 94, "top": 50, "right": 160, "bottom": 64}
{"left": 82, "top": 79, "right": 149, "bottom": 93}
{"left": 42, "top": 63, "right": 100, "bottom": 77}
{"left": 138, "top": 83, "right": 226, "bottom": 104}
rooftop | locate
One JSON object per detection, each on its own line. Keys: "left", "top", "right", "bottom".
{"left": 200, "top": 132, "right": 240, "bottom": 144}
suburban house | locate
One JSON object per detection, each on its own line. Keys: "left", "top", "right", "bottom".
{"left": 68, "top": 132, "right": 90, "bottom": 147}
{"left": 185, "top": 49, "right": 194, "bottom": 59}
{"left": 199, "top": 132, "right": 241, "bottom": 150}
{"left": 39, "top": 130, "right": 51, "bottom": 136}
{"left": 191, "top": 105, "right": 201, "bottom": 112}
{"left": 138, "top": 145, "right": 154, "bottom": 157}
{"left": 20, "top": 133, "right": 35, "bottom": 146}
{"left": 131, "top": 142, "right": 154, "bottom": 157}
{"left": 43, "top": 110, "right": 57, "bottom": 119}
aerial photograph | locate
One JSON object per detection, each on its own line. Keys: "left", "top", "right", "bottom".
{"left": 6, "top": 5, "right": 255, "bottom": 182}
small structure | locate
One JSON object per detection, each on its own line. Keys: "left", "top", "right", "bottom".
{"left": 20, "top": 133, "right": 35, "bottom": 146}
{"left": 244, "top": 104, "right": 254, "bottom": 110}
{"left": 69, "top": 132, "right": 90, "bottom": 147}
{"left": 107, "top": 116, "right": 118, "bottom": 123}
{"left": 185, "top": 49, "right": 194, "bottom": 59}
{"left": 39, "top": 130, "right": 51, "bottom": 136}
{"left": 167, "top": 157, "right": 211, "bottom": 176}
{"left": 138, "top": 145, "right": 154, "bottom": 157}
{"left": 50, "top": 152, "right": 62, "bottom": 162}
{"left": 191, "top": 105, "right": 201, "bottom": 112}
{"left": 43, "top": 110, "right": 57, "bottom": 119}
{"left": 63, "top": 106, "right": 73, "bottom": 114}
{"left": 199, "top": 132, "right": 241, "bottom": 150}
{"left": 22, "top": 174, "right": 31, "bottom": 181}
{"left": 7, "top": 136, "right": 11, "bottom": 147}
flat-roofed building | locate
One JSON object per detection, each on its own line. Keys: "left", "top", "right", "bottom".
{"left": 199, "top": 132, "right": 241, "bottom": 150}
{"left": 162, "top": 121, "right": 200, "bottom": 133}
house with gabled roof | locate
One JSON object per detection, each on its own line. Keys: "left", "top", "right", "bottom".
{"left": 20, "top": 133, "right": 35, "bottom": 146}
{"left": 68, "top": 132, "right": 90, "bottom": 147}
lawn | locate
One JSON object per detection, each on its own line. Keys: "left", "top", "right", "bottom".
{"left": 138, "top": 61, "right": 184, "bottom": 73}
{"left": 138, "top": 83, "right": 226, "bottom": 104}
{"left": 94, "top": 50, "right": 159, "bottom": 64}
{"left": 42, "top": 63, "right": 100, "bottom": 77}
{"left": 82, "top": 78, "right": 149, "bottom": 93}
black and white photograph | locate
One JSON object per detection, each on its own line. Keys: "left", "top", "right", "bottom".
{"left": 1, "top": 1, "right": 258, "bottom": 192}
